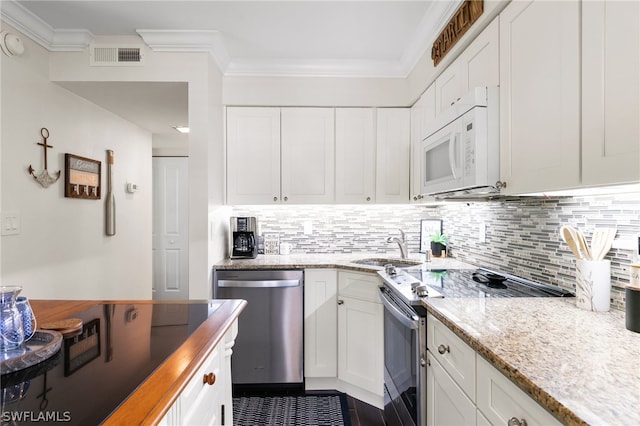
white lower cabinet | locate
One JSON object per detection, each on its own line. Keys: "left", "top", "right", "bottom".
{"left": 160, "top": 320, "right": 237, "bottom": 426}
{"left": 427, "top": 350, "right": 476, "bottom": 426}
{"left": 427, "top": 314, "right": 562, "bottom": 426}
{"left": 304, "top": 269, "right": 338, "bottom": 377}
{"left": 305, "top": 269, "right": 383, "bottom": 408}
{"left": 337, "top": 271, "right": 384, "bottom": 408}
{"left": 476, "top": 356, "right": 561, "bottom": 426}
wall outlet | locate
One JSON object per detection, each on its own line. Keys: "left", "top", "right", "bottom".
{"left": 478, "top": 223, "right": 486, "bottom": 243}
{"left": 303, "top": 221, "right": 313, "bottom": 235}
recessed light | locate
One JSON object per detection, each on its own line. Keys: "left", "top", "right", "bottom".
{"left": 172, "top": 126, "right": 190, "bottom": 134}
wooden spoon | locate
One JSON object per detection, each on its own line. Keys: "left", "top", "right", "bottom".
{"left": 560, "top": 226, "right": 581, "bottom": 259}
{"left": 574, "top": 228, "right": 592, "bottom": 260}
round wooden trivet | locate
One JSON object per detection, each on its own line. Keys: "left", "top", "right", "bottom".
{"left": 39, "top": 318, "right": 83, "bottom": 336}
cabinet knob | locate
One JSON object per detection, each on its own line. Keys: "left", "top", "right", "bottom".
{"left": 337, "top": 299, "right": 344, "bottom": 305}
{"left": 507, "top": 417, "right": 528, "bottom": 426}
{"left": 495, "top": 180, "right": 507, "bottom": 190}
{"left": 420, "top": 357, "right": 428, "bottom": 367}
{"left": 437, "top": 344, "right": 450, "bottom": 355}
{"left": 283, "top": 196, "right": 288, "bottom": 202}
{"left": 203, "top": 372, "right": 217, "bottom": 386}
{"left": 273, "top": 196, "right": 278, "bottom": 202}
{"left": 366, "top": 197, "right": 371, "bottom": 202}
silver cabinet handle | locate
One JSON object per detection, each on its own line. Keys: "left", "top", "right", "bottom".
{"left": 508, "top": 418, "right": 528, "bottom": 426}
{"left": 420, "top": 357, "right": 428, "bottom": 367}
{"left": 337, "top": 299, "right": 344, "bottom": 305}
{"left": 366, "top": 196, "right": 371, "bottom": 201}
{"left": 437, "top": 344, "right": 450, "bottom": 354}
{"left": 273, "top": 196, "right": 278, "bottom": 202}
{"left": 283, "top": 196, "right": 288, "bottom": 201}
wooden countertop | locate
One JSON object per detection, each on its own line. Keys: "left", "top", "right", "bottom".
{"left": 30, "top": 299, "right": 247, "bottom": 425}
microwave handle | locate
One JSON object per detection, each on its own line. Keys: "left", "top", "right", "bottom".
{"left": 448, "top": 131, "right": 460, "bottom": 179}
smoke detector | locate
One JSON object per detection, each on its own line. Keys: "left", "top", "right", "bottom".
{"left": 0, "top": 31, "right": 25, "bottom": 57}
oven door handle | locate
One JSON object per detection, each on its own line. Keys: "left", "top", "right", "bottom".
{"left": 379, "top": 288, "right": 420, "bottom": 329}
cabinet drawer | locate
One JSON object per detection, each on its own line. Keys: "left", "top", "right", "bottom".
{"left": 338, "top": 271, "right": 381, "bottom": 303}
{"left": 427, "top": 351, "right": 476, "bottom": 426}
{"left": 427, "top": 314, "right": 476, "bottom": 401}
{"left": 477, "top": 356, "right": 561, "bottom": 426}
{"left": 181, "top": 345, "right": 223, "bottom": 425}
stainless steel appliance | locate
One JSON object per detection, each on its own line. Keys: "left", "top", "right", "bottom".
{"left": 212, "top": 269, "right": 303, "bottom": 392}
{"left": 230, "top": 216, "right": 258, "bottom": 259}
{"left": 378, "top": 266, "right": 573, "bottom": 426}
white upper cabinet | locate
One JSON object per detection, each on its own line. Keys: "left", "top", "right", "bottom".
{"left": 335, "top": 108, "right": 376, "bottom": 203}
{"left": 499, "top": 0, "right": 581, "bottom": 194}
{"left": 582, "top": 0, "right": 640, "bottom": 186}
{"left": 435, "top": 17, "right": 499, "bottom": 115}
{"left": 410, "top": 84, "right": 436, "bottom": 202}
{"left": 281, "top": 108, "right": 335, "bottom": 203}
{"left": 376, "top": 108, "right": 411, "bottom": 203}
{"left": 226, "top": 107, "right": 281, "bottom": 204}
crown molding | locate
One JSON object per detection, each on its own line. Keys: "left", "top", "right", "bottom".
{"left": 2, "top": 0, "right": 462, "bottom": 77}
{"left": 1, "top": 0, "right": 93, "bottom": 51}
{"left": 136, "top": 29, "right": 230, "bottom": 72}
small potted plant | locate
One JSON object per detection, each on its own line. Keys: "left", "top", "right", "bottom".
{"left": 430, "top": 232, "right": 448, "bottom": 258}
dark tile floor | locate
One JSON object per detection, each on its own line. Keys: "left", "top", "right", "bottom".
{"left": 346, "top": 395, "right": 385, "bottom": 426}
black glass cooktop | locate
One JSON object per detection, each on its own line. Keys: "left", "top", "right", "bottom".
{"left": 404, "top": 268, "right": 574, "bottom": 298}
{"left": 1, "top": 302, "right": 220, "bottom": 425}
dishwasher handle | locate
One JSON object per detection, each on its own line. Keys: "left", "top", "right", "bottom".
{"left": 217, "top": 279, "right": 300, "bottom": 288}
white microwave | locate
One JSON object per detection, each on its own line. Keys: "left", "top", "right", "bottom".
{"left": 420, "top": 86, "right": 500, "bottom": 198}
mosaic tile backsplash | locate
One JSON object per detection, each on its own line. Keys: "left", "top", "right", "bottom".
{"left": 232, "top": 192, "right": 640, "bottom": 310}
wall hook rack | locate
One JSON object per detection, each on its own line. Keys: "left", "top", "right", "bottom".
{"left": 28, "top": 127, "right": 60, "bottom": 188}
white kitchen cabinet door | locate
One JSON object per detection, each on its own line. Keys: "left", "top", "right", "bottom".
{"left": 477, "top": 355, "right": 562, "bottom": 426}
{"left": 499, "top": 0, "right": 581, "bottom": 194}
{"left": 426, "top": 351, "right": 476, "bottom": 426}
{"left": 375, "top": 108, "right": 410, "bottom": 203}
{"left": 335, "top": 108, "right": 376, "bottom": 203}
{"left": 582, "top": 0, "right": 640, "bottom": 186}
{"left": 304, "top": 269, "right": 338, "bottom": 378}
{"left": 226, "top": 107, "right": 281, "bottom": 204}
{"left": 281, "top": 108, "right": 335, "bottom": 203}
{"left": 410, "top": 85, "right": 436, "bottom": 202}
{"left": 337, "top": 295, "right": 383, "bottom": 400}
{"left": 434, "top": 16, "right": 499, "bottom": 115}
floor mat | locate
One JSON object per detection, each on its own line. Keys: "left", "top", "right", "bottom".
{"left": 232, "top": 393, "right": 351, "bottom": 426}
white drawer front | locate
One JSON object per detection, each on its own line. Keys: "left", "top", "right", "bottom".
{"left": 338, "top": 271, "right": 381, "bottom": 303}
{"left": 477, "top": 356, "right": 561, "bottom": 426}
{"left": 181, "top": 345, "right": 223, "bottom": 425}
{"left": 427, "top": 313, "right": 476, "bottom": 401}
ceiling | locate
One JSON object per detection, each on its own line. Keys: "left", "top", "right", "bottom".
{"left": 2, "top": 0, "right": 461, "bottom": 140}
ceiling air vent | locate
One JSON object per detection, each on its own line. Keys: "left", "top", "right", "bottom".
{"left": 90, "top": 45, "right": 144, "bottom": 66}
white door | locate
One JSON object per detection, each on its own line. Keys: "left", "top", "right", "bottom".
{"left": 281, "top": 108, "right": 335, "bottom": 204}
{"left": 152, "top": 157, "right": 189, "bottom": 300}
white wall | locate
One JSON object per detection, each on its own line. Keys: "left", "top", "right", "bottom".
{"left": 46, "top": 36, "right": 224, "bottom": 300}
{"left": 1, "top": 24, "right": 152, "bottom": 299}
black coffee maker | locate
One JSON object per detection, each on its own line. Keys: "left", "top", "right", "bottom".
{"left": 230, "top": 216, "right": 258, "bottom": 259}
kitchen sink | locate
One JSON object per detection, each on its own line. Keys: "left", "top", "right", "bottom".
{"left": 352, "top": 258, "right": 422, "bottom": 268}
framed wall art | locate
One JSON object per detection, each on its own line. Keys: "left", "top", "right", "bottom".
{"left": 419, "top": 219, "right": 442, "bottom": 253}
{"left": 64, "top": 153, "right": 101, "bottom": 199}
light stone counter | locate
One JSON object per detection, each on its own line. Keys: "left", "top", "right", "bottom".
{"left": 425, "top": 297, "right": 640, "bottom": 426}
{"left": 212, "top": 252, "right": 474, "bottom": 273}
{"left": 213, "top": 254, "right": 640, "bottom": 425}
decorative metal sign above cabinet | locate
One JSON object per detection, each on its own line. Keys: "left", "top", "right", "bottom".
{"left": 432, "top": 0, "right": 483, "bottom": 66}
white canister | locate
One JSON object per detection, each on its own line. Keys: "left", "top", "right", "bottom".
{"left": 280, "top": 243, "right": 292, "bottom": 255}
{"left": 576, "top": 259, "right": 611, "bottom": 312}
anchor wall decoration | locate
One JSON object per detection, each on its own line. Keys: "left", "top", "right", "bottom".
{"left": 28, "top": 127, "right": 61, "bottom": 188}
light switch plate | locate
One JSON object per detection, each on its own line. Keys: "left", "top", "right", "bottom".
{"left": 1, "top": 211, "right": 20, "bottom": 236}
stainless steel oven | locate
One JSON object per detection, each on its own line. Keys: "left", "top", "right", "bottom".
{"left": 379, "top": 286, "right": 427, "bottom": 426}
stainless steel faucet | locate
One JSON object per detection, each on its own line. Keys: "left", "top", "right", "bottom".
{"left": 386, "top": 229, "right": 408, "bottom": 259}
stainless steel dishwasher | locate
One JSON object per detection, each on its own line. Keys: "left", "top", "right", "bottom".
{"left": 213, "top": 269, "right": 304, "bottom": 392}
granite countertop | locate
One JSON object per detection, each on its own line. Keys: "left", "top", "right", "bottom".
{"left": 215, "top": 254, "right": 640, "bottom": 425}
{"left": 213, "top": 252, "right": 474, "bottom": 272}
{"left": 425, "top": 297, "right": 640, "bottom": 426}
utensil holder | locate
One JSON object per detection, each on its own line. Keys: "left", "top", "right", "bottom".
{"left": 576, "top": 260, "right": 611, "bottom": 312}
